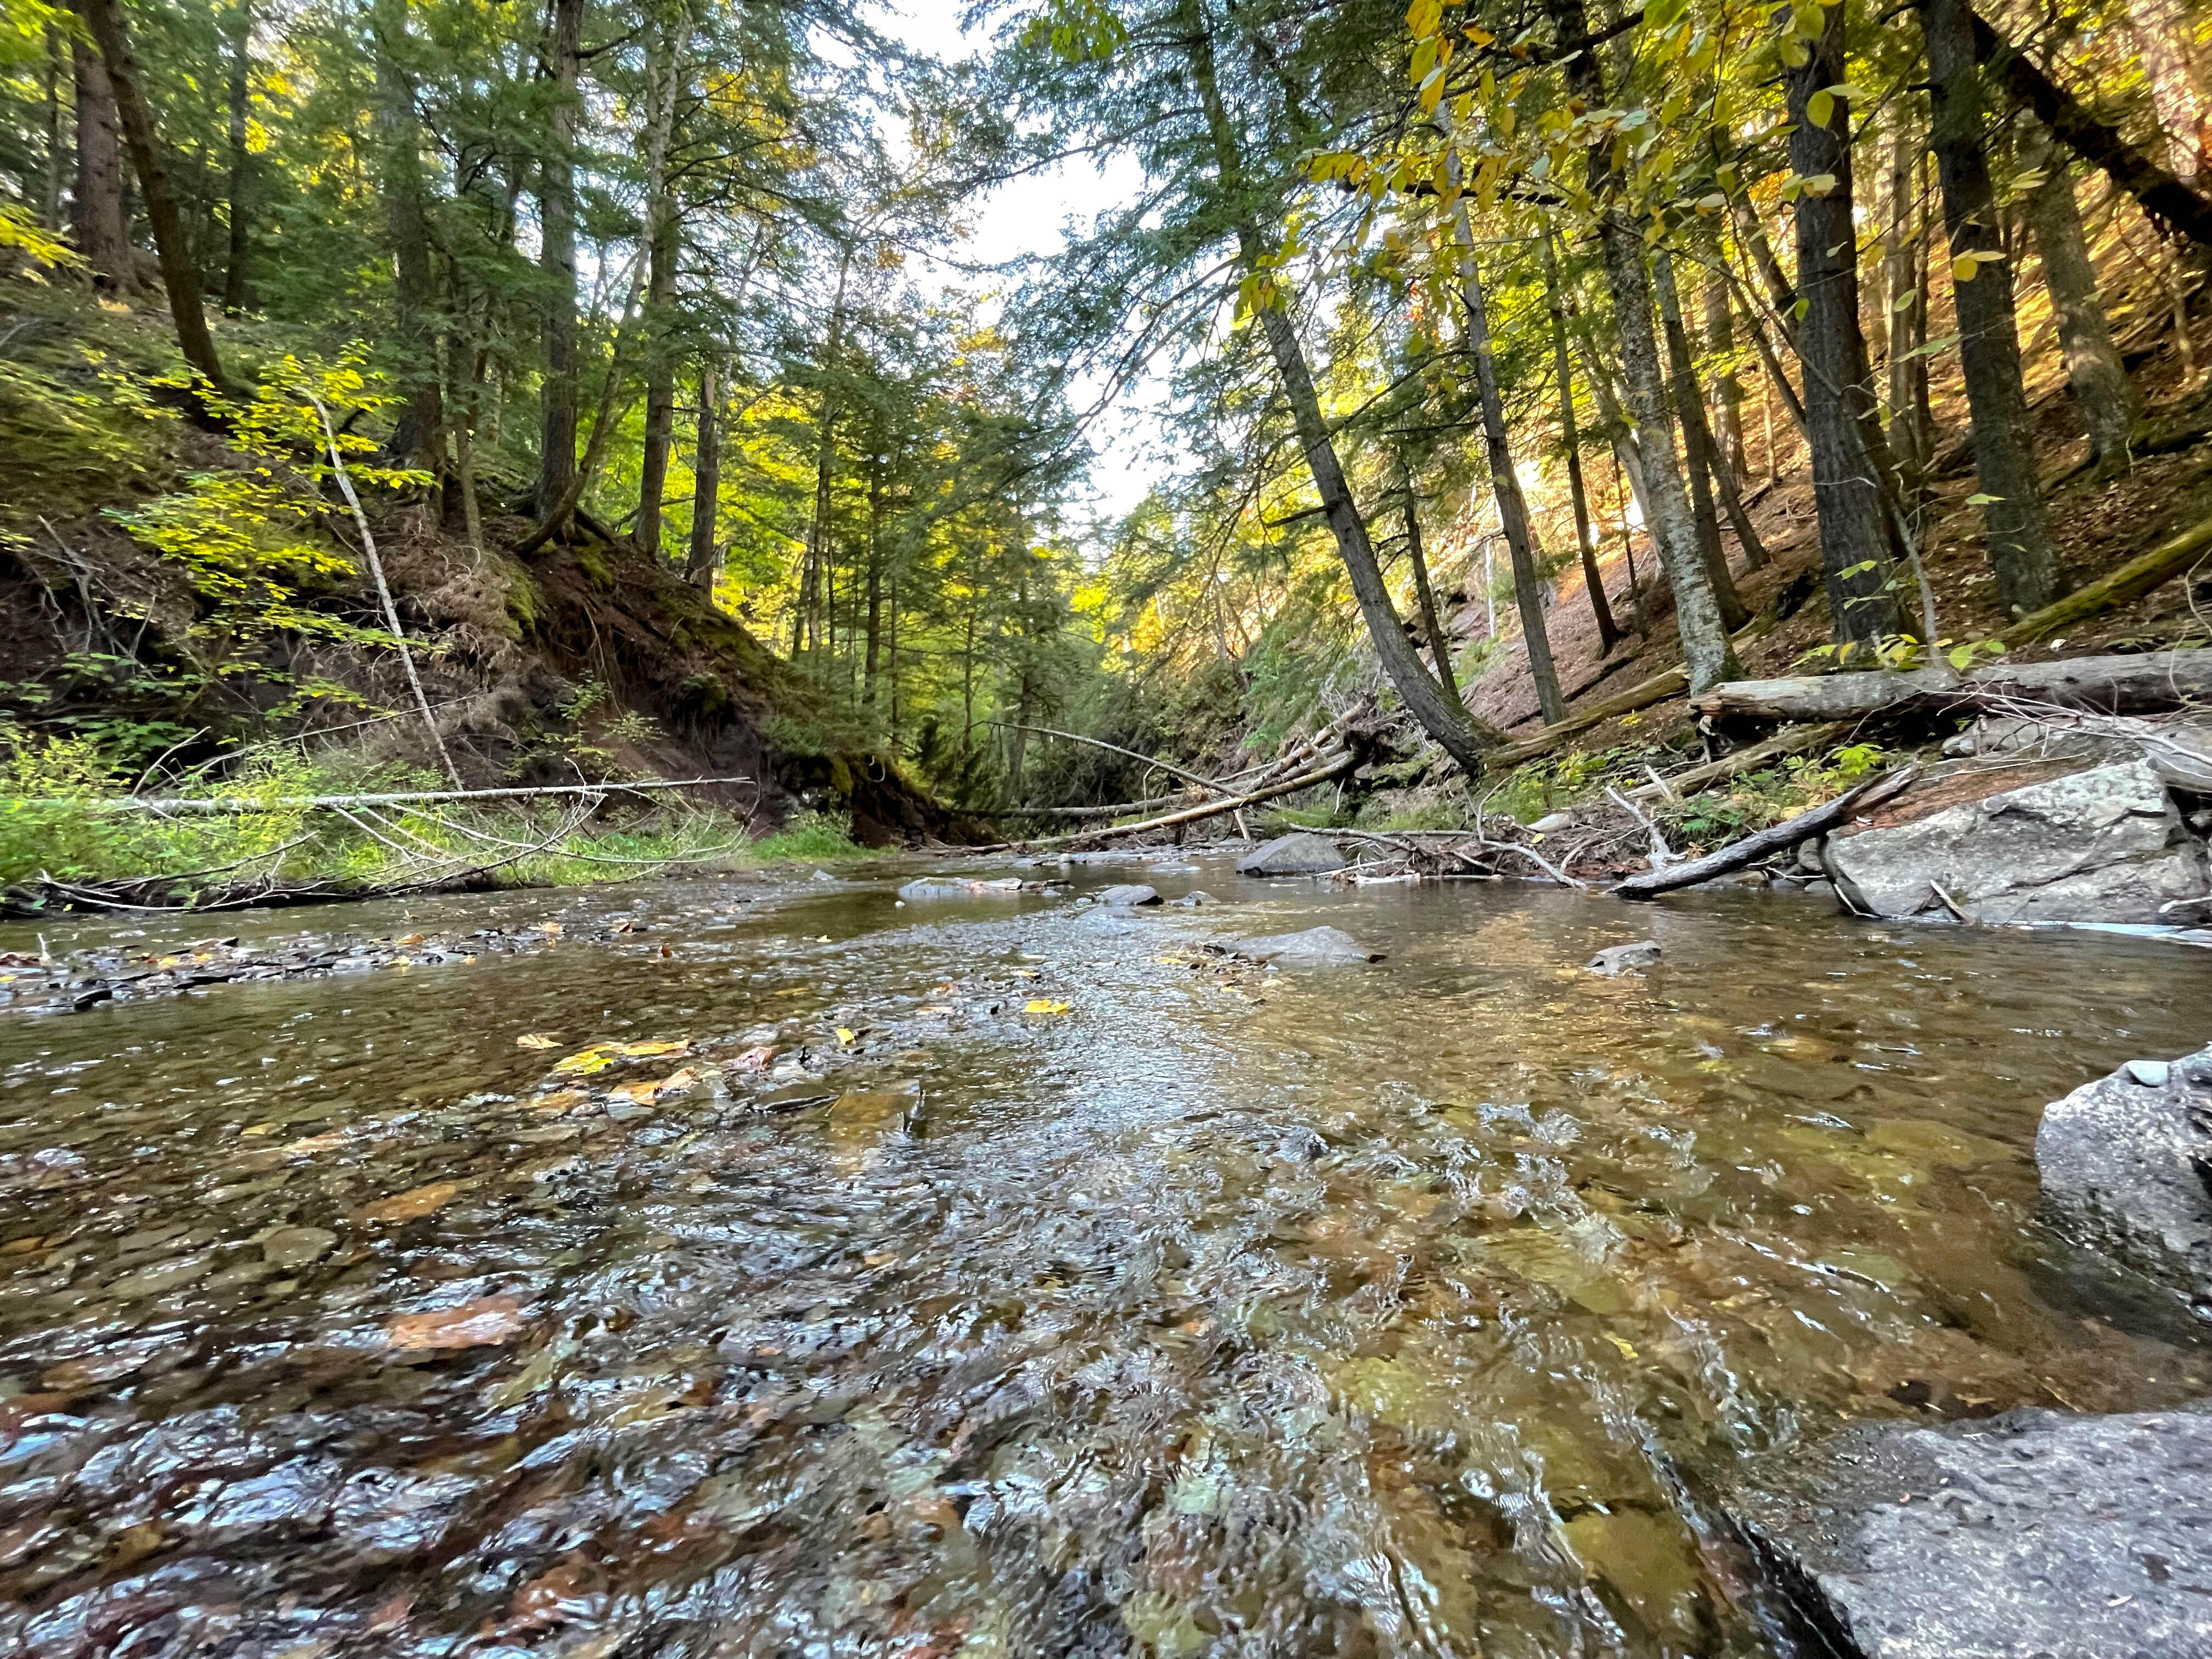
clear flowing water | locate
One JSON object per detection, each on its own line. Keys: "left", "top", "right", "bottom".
{"left": 2, "top": 858, "right": 2210, "bottom": 1658}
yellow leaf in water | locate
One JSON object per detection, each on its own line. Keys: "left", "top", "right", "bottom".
{"left": 358, "top": 1180, "right": 466, "bottom": 1224}
{"left": 612, "top": 1068, "right": 699, "bottom": 1105}
{"left": 1608, "top": 1335, "right": 1639, "bottom": 1359}
{"left": 613, "top": 1040, "right": 690, "bottom": 1058}
{"left": 516, "top": 1034, "right": 559, "bottom": 1049}
{"left": 1025, "top": 999, "right": 1072, "bottom": 1015}
{"left": 553, "top": 1045, "right": 618, "bottom": 1075}
{"left": 537, "top": 921, "right": 563, "bottom": 934}
{"left": 835, "top": 1028, "right": 857, "bottom": 1046}
{"left": 241, "top": 1122, "right": 280, "bottom": 1136}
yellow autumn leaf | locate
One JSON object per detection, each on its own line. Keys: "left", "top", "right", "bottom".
{"left": 612, "top": 1067, "right": 699, "bottom": 1104}
{"left": 553, "top": 1045, "right": 619, "bottom": 1075}
{"left": 835, "top": 1028, "right": 857, "bottom": 1046}
{"left": 1025, "top": 999, "right": 1072, "bottom": 1015}
{"left": 1952, "top": 252, "right": 1980, "bottom": 282}
{"left": 1608, "top": 1334, "right": 1639, "bottom": 1359}
{"left": 614, "top": 1040, "right": 690, "bottom": 1058}
{"left": 516, "top": 1033, "right": 559, "bottom": 1049}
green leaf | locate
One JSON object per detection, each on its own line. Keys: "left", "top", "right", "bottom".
{"left": 1892, "top": 286, "right": 1918, "bottom": 312}
{"left": 1806, "top": 89, "right": 1833, "bottom": 129}
{"left": 1964, "top": 492, "right": 2003, "bottom": 505}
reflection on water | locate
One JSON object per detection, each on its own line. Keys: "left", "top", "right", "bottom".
{"left": 1, "top": 860, "right": 2208, "bottom": 1657}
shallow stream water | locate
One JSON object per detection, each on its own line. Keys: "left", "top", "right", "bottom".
{"left": 3, "top": 857, "right": 2210, "bottom": 1658}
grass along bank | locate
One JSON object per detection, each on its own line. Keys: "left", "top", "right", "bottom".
{"left": 0, "top": 731, "right": 880, "bottom": 916}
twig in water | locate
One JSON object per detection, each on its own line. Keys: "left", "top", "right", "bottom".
{"left": 1476, "top": 837, "right": 1588, "bottom": 889}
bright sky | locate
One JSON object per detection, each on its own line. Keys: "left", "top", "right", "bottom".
{"left": 878, "top": 0, "right": 1172, "bottom": 528}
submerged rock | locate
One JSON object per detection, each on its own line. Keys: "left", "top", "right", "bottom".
{"left": 1094, "top": 884, "right": 1162, "bottom": 907}
{"left": 1822, "top": 759, "right": 2209, "bottom": 924}
{"left": 1729, "top": 1406, "right": 2212, "bottom": 1659}
{"left": 896, "top": 877, "right": 1026, "bottom": 900}
{"left": 1227, "top": 926, "right": 1382, "bottom": 966}
{"left": 1170, "top": 890, "right": 1215, "bottom": 907}
{"left": 1236, "top": 832, "right": 1347, "bottom": 877}
{"left": 2036, "top": 1040, "right": 2212, "bottom": 1304}
{"left": 1586, "top": 940, "right": 1661, "bottom": 976}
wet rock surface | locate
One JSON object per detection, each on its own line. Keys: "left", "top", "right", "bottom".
{"left": 1235, "top": 831, "right": 1347, "bottom": 877}
{"left": 1730, "top": 1406, "right": 2212, "bottom": 1659}
{"left": 2037, "top": 1040, "right": 2212, "bottom": 1302}
{"left": 1822, "top": 758, "right": 2210, "bottom": 924}
{"left": 1094, "top": 883, "right": 1163, "bottom": 907}
{"left": 1225, "top": 925, "right": 1383, "bottom": 964}
{"left": 1587, "top": 940, "right": 1662, "bottom": 975}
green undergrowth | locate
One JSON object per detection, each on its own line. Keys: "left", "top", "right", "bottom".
{"left": 0, "top": 729, "right": 873, "bottom": 900}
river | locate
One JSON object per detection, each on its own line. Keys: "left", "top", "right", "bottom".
{"left": 3, "top": 855, "right": 2209, "bottom": 1657}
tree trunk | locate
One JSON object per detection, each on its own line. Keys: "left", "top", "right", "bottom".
{"left": 1787, "top": 4, "right": 1906, "bottom": 644}
{"left": 686, "top": 359, "right": 723, "bottom": 589}
{"left": 78, "top": 0, "right": 227, "bottom": 394}
{"left": 1655, "top": 249, "right": 1767, "bottom": 601}
{"left": 42, "top": 24, "right": 65, "bottom": 233}
{"left": 537, "top": 0, "right": 583, "bottom": 520}
{"left": 371, "top": 0, "right": 442, "bottom": 480}
{"left": 1185, "top": 0, "right": 1504, "bottom": 767}
{"left": 1452, "top": 207, "right": 1566, "bottom": 722}
{"left": 798, "top": 246, "right": 852, "bottom": 656}
{"left": 67, "top": 4, "right": 130, "bottom": 290}
{"left": 1542, "top": 231, "right": 1622, "bottom": 651}
{"left": 220, "top": 0, "right": 250, "bottom": 313}
{"left": 1702, "top": 272, "right": 1746, "bottom": 482}
{"left": 1923, "top": 0, "right": 2063, "bottom": 617}
{"left": 2125, "top": 0, "right": 2208, "bottom": 180}
{"left": 1397, "top": 461, "right": 1458, "bottom": 697}
{"left": 634, "top": 10, "right": 690, "bottom": 562}
{"left": 2019, "top": 126, "right": 2137, "bottom": 476}
{"left": 1884, "top": 115, "right": 1932, "bottom": 486}
{"left": 863, "top": 448, "right": 884, "bottom": 701}
{"left": 1969, "top": 8, "right": 2212, "bottom": 257}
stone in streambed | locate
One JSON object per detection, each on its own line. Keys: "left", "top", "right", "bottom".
{"left": 1094, "top": 884, "right": 1162, "bottom": 907}
{"left": 1170, "top": 890, "right": 1214, "bottom": 907}
{"left": 2036, "top": 1040, "right": 2212, "bottom": 1303}
{"left": 1227, "top": 926, "right": 1382, "bottom": 966}
{"left": 1586, "top": 941, "right": 1661, "bottom": 976}
{"left": 1726, "top": 1406, "right": 2212, "bottom": 1659}
{"left": 1236, "top": 832, "right": 1347, "bottom": 877}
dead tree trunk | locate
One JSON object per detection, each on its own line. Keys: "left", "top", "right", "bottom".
{"left": 2020, "top": 125, "right": 2137, "bottom": 477}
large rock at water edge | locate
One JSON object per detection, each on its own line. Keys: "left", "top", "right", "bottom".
{"left": 2036, "top": 1041, "right": 2212, "bottom": 1304}
{"left": 1821, "top": 759, "right": 2208, "bottom": 924}
{"left": 1728, "top": 1407, "right": 2212, "bottom": 1659}
{"left": 1227, "top": 926, "right": 1381, "bottom": 966}
{"left": 1237, "top": 832, "right": 1347, "bottom": 877}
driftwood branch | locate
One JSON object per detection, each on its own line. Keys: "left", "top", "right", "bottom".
{"left": 1626, "top": 722, "right": 1853, "bottom": 800}
{"left": 984, "top": 754, "right": 1360, "bottom": 851}
{"left": 990, "top": 723, "right": 1223, "bottom": 793}
{"left": 35, "top": 776, "right": 751, "bottom": 816}
{"left": 1485, "top": 668, "right": 1690, "bottom": 768}
{"left": 1613, "top": 766, "right": 1918, "bottom": 900}
{"left": 1690, "top": 651, "right": 2212, "bottom": 724}
{"left": 304, "top": 387, "right": 464, "bottom": 791}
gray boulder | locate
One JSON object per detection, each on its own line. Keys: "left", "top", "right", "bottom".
{"left": 2036, "top": 1041, "right": 2212, "bottom": 1303}
{"left": 1236, "top": 831, "right": 1347, "bottom": 877}
{"left": 1586, "top": 940, "right": 1661, "bottom": 976}
{"left": 1822, "top": 759, "right": 2208, "bottom": 924}
{"left": 1729, "top": 1407, "right": 2212, "bottom": 1659}
{"left": 1227, "top": 926, "right": 1381, "bottom": 966}
{"left": 1094, "top": 884, "right": 1161, "bottom": 907}
{"left": 1170, "top": 890, "right": 1215, "bottom": 907}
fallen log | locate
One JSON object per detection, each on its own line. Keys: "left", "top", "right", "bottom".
{"left": 1689, "top": 651, "right": 2212, "bottom": 724}
{"left": 1485, "top": 668, "right": 1690, "bottom": 768}
{"left": 977, "top": 753, "right": 1360, "bottom": 852}
{"left": 31, "top": 777, "right": 752, "bottom": 816}
{"left": 1997, "top": 510, "right": 2212, "bottom": 648}
{"left": 1613, "top": 766, "right": 1918, "bottom": 899}
{"left": 1625, "top": 722, "right": 1852, "bottom": 803}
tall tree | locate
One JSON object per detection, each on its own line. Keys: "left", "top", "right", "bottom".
{"left": 537, "top": 0, "right": 584, "bottom": 521}
{"left": 66, "top": 4, "right": 129, "bottom": 290}
{"left": 219, "top": 0, "right": 250, "bottom": 312}
{"left": 2019, "top": 126, "right": 2136, "bottom": 478}
{"left": 1922, "top": 0, "right": 2062, "bottom": 616}
{"left": 1786, "top": 1, "right": 1904, "bottom": 643}
{"left": 78, "top": 0, "right": 228, "bottom": 393}
{"left": 635, "top": 4, "right": 693, "bottom": 562}
{"left": 1542, "top": 230, "right": 1621, "bottom": 652}
{"left": 370, "top": 0, "right": 442, "bottom": 479}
